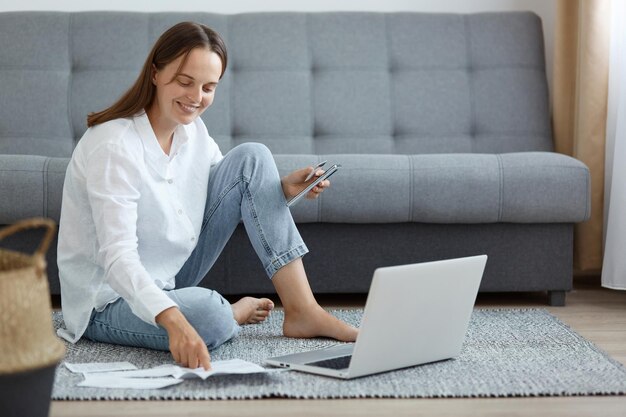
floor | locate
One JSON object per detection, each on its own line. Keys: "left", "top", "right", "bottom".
{"left": 49, "top": 276, "right": 626, "bottom": 417}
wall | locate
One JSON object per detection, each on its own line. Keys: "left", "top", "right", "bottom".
{"left": 1, "top": 0, "right": 557, "bottom": 91}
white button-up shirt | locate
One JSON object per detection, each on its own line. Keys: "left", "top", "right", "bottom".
{"left": 56, "top": 112, "right": 223, "bottom": 343}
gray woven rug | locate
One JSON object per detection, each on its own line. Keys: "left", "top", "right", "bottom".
{"left": 51, "top": 308, "right": 626, "bottom": 400}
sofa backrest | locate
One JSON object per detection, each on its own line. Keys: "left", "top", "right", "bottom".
{"left": 0, "top": 11, "right": 553, "bottom": 157}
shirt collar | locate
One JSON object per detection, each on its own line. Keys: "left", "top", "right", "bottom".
{"left": 133, "top": 111, "right": 190, "bottom": 179}
{"left": 133, "top": 111, "right": 190, "bottom": 159}
{"left": 171, "top": 123, "right": 189, "bottom": 156}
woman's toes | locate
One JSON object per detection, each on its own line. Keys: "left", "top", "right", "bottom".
{"left": 232, "top": 296, "right": 275, "bottom": 325}
{"left": 259, "top": 298, "right": 274, "bottom": 311}
{"left": 253, "top": 307, "right": 271, "bottom": 322}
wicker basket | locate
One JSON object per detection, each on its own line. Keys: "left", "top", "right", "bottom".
{"left": 0, "top": 218, "right": 65, "bottom": 374}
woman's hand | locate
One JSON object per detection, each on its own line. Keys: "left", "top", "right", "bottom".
{"left": 156, "top": 307, "right": 212, "bottom": 370}
{"left": 281, "top": 166, "right": 330, "bottom": 201}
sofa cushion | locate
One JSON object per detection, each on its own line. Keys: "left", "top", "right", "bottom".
{"left": 0, "top": 156, "right": 66, "bottom": 223}
{"left": 0, "top": 152, "right": 589, "bottom": 226}
{"left": 1, "top": 11, "right": 553, "bottom": 158}
{"left": 276, "top": 152, "right": 590, "bottom": 224}
{"left": 0, "top": 13, "right": 74, "bottom": 156}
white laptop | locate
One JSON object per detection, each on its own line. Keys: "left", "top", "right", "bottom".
{"left": 265, "top": 255, "right": 487, "bottom": 379}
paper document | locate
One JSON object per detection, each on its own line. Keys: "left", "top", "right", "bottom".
{"left": 78, "top": 374, "right": 183, "bottom": 389}
{"left": 92, "top": 364, "right": 180, "bottom": 379}
{"left": 176, "top": 359, "right": 267, "bottom": 379}
{"left": 66, "top": 359, "right": 269, "bottom": 389}
{"left": 64, "top": 362, "right": 137, "bottom": 374}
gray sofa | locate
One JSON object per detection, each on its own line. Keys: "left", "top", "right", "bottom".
{"left": 0, "top": 11, "right": 590, "bottom": 305}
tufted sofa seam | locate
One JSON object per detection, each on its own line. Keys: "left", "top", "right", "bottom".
{"left": 408, "top": 155, "right": 414, "bottom": 222}
{"left": 42, "top": 157, "right": 50, "bottom": 218}
{"left": 384, "top": 14, "right": 396, "bottom": 141}
{"left": 67, "top": 13, "right": 74, "bottom": 143}
{"left": 227, "top": 16, "right": 235, "bottom": 146}
{"left": 496, "top": 154, "right": 504, "bottom": 222}
{"left": 464, "top": 16, "right": 476, "bottom": 153}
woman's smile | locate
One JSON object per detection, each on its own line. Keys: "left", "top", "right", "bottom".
{"left": 176, "top": 101, "right": 200, "bottom": 114}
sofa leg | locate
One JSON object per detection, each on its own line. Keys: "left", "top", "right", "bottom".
{"left": 548, "top": 291, "right": 566, "bottom": 306}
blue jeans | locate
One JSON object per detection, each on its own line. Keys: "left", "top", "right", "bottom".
{"left": 83, "top": 143, "right": 309, "bottom": 351}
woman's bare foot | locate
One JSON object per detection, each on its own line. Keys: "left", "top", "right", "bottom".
{"left": 283, "top": 303, "right": 358, "bottom": 342}
{"left": 231, "top": 297, "right": 274, "bottom": 325}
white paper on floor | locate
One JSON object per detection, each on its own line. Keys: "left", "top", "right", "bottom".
{"left": 65, "top": 359, "right": 269, "bottom": 389}
{"left": 78, "top": 374, "right": 184, "bottom": 389}
{"left": 64, "top": 361, "right": 137, "bottom": 374}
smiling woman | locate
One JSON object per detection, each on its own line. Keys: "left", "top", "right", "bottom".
{"left": 56, "top": 21, "right": 355, "bottom": 373}
{"left": 147, "top": 47, "right": 223, "bottom": 154}
{"left": 87, "top": 22, "right": 227, "bottom": 130}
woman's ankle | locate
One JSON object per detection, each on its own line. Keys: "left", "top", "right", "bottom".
{"left": 282, "top": 300, "right": 320, "bottom": 315}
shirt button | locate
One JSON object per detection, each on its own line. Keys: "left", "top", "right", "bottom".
{"left": 167, "top": 179, "right": 173, "bottom": 184}
{"left": 191, "top": 237, "right": 195, "bottom": 242}
{"left": 177, "top": 209, "right": 183, "bottom": 215}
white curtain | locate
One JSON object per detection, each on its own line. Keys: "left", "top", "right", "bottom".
{"left": 602, "top": 0, "right": 626, "bottom": 289}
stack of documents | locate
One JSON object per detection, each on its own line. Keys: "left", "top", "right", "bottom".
{"left": 65, "top": 359, "right": 269, "bottom": 389}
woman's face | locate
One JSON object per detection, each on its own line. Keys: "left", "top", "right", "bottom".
{"left": 150, "top": 47, "right": 223, "bottom": 127}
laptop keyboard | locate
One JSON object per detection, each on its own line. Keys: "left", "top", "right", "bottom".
{"left": 306, "top": 355, "right": 352, "bottom": 370}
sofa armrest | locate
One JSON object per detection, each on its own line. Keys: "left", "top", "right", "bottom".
{"left": 0, "top": 155, "right": 69, "bottom": 224}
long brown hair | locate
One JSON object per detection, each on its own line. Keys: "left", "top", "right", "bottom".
{"left": 87, "top": 22, "right": 227, "bottom": 127}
